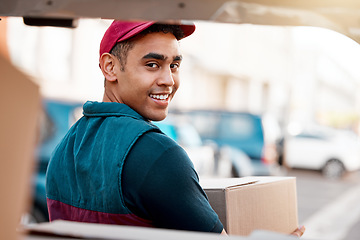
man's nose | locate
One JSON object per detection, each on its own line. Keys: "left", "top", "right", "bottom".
{"left": 158, "top": 67, "right": 175, "bottom": 86}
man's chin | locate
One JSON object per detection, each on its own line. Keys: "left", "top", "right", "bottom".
{"left": 149, "top": 116, "right": 167, "bottom": 122}
{"left": 147, "top": 112, "right": 168, "bottom": 122}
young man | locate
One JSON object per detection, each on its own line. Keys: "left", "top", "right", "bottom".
{"left": 45, "top": 20, "right": 225, "bottom": 234}
{"left": 46, "top": 20, "right": 304, "bottom": 237}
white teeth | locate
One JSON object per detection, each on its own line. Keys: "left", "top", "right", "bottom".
{"left": 150, "top": 94, "right": 169, "bottom": 100}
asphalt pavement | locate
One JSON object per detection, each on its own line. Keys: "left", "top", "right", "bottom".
{"left": 286, "top": 169, "right": 360, "bottom": 240}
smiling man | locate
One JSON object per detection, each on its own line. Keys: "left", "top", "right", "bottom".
{"left": 101, "top": 30, "right": 182, "bottom": 121}
{"left": 45, "top": 20, "right": 226, "bottom": 234}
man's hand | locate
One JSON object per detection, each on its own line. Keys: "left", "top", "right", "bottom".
{"left": 291, "top": 226, "right": 305, "bottom": 238}
{"left": 221, "top": 229, "right": 227, "bottom": 235}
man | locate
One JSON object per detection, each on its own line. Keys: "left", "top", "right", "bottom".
{"left": 46, "top": 20, "right": 225, "bottom": 234}
{"left": 46, "top": 20, "right": 304, "bottom": 237}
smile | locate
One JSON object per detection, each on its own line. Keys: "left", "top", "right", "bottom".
{"left": 149, "top": 94, "right": 170, "bottom": 100}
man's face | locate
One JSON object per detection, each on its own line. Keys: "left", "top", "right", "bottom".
{"left": 113, "top": 32, "right": 181, "bottom": 121}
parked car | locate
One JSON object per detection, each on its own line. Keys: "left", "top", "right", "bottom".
{"left": 23, "top": 99, "right": 83, "bottom": 224}
{"left": 284, "top": 124, "right": 360, "bottom": 179}
{"left": 169, "top": 110, "right": 283, "bottom": 176}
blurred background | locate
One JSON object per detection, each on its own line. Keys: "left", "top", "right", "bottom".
{"left": 3, "top": 17, "right": 360, "bottom": 239}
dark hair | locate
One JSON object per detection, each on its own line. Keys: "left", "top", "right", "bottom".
{"left": 139, "top": 24, "right": 184, "bottom": 40}
{"left": 110, "top": 24, "right": 184, "bottom": 71}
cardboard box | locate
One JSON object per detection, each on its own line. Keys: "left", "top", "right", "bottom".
{"left": 200, "top": 177, "right": 298, "bottom": 236}
{"left": 0, "top": 31, "right": 40, "bottom": 240}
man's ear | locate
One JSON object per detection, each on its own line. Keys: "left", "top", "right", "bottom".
{"left": 99, "top": 53, "right": 118, "bottom": 82}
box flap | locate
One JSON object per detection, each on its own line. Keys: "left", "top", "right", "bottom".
{"left": 201, "top": 177, "right": 296, "bottom": 190}
{"left": 200, "top": 178, "right": 258, "bottom": 190}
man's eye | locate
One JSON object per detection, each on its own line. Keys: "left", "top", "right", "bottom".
{"left": 170, "top": 63, "right": 180, "bottom": 69}
{"left": 146, "top": 63, "right": 159, "bottom": 68}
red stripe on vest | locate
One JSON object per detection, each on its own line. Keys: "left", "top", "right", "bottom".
{"left": 47, "top": 198, "right": 154, "bottom": 227}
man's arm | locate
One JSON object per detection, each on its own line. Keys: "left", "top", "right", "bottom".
{"left": 123, "top": 132, "right": 224, "bottom": 233}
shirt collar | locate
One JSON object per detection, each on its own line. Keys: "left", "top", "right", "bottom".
{"left": 83, "top": 101, "right": 148, "bottom": 121}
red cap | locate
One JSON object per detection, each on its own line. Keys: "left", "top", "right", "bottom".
{"left": 99, "top": 20, "right": 196, "bottom": 57}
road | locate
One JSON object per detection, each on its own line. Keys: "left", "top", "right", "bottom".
{"left": 286, "top": 169, "right": 360, "bottom": 240}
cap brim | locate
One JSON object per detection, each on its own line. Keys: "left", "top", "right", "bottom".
{"left": 180, "top": 24, "right": 196, "bottom": 39}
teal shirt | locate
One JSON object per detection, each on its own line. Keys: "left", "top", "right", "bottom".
{"left": 46, "top": 101, "right": 223, "bottom": 233}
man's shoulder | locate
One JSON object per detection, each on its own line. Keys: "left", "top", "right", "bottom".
{"left": 136, "top": 130, "right": 179, "bottom": 150}
{"left": 128, "top": 129, "right": 186, "bottom": 166}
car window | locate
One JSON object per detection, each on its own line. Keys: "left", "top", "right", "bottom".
{"left": 219, "top": 114, "right": 263, "bottom": 141}
{"left": 38, "top": 106, "right": 56, "bottom": 145}
{"left": 70, "top": 106, "right": 83, "bottom": 127}
{"left": 177, "top": 124, "right": 202, "bottom": 147}
{"left": 187, "top": 112, "right": 220, "bottom": 139}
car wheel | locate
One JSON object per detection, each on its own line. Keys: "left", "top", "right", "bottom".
{"left": 231, "top": 165, "right": 240, "bottom": 178}
{"left": 322, "top": 159, "right": 345, "bottom": 179}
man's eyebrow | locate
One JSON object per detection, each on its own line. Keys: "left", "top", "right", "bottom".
{"left": 174, "top": 55, "right": 183, "bottom": 61}
{"left": 142, "top": 53, "right": 166, "bottom": 61}
{"left": 142, "top": 53, "right": 183, "bottom": 61}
